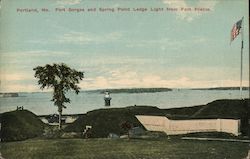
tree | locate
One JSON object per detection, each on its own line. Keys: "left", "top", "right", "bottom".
{"left": 120, "top": 121, "right": 132, "bottom": 139}
{"left": 33, "top": 63, "right": 84, "bottom": 129}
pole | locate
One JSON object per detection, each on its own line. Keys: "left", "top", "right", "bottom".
{"left": 240, "top": 40, "right": 243, "bottom": 99}
{"left": 240, "top": 17, "right": 244, "bottom": 99}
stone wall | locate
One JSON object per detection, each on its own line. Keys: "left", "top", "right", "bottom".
{"left": 136, "top": 115, "right": 240, "bottom": 136}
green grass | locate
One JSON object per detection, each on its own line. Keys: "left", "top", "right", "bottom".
{"left": 0, "top": 138, "right": 249, "bottom": 159}
{"left": 0, "top": 110, "right": 45, "bottom": 141}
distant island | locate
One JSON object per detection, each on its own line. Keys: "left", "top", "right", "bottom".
{"left": 192, "top": 87, "right": 249, "bottom": 90}
{"left": 0, "top": 93, "right": 19, "bottom": 97}
{"left": 87, "top": 88, "right": 172, "bottom": 94}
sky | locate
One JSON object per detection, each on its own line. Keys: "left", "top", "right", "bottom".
{"left": 0, "top": 0, "right": 249, "bottom": 92}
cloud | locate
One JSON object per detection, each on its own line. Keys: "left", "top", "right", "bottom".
{"left": 1, "top": 51, "right": 69, "bottom": 58}
{"left": 162, "top": 0, "right": 218, "bottom": 22}
{"left": 0, "top": 83, "right": 39, "bottom": 93}
{"left": 1, "top": 67, "right": 248, "bottom": 92}
{"left": 0, "top": 50, "right": 71, "bottom": 69}
{"left": 79, "top": 67, "right": 249, "bottom": 90}
{"left": 58, "top": 31, "right": 123, "bottom": 45}
{"left": 0, "top": 73, "right": 34, "bottom": 81}
{"left": 126, "top": 36, "right": 208, "bottom": 50}
{"left": 79, "top": 70, "right": 140, "bottom": 89}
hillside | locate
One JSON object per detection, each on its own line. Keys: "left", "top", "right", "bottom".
{"left": 65, "top": 99, "right": 249, "bottom": 137}
{"left": 191, "top": 99, "right": 249, "bottom": 119}
{"left": 1, "top": 99, "right": 248, "bottom": 140}
{"left": 0, "top": 110, "right": 45, "bottom": 141}
{"left": 64, "top": 106, "right": 164, "bottom": 137}
{"left": 163, "top": 99, "right": 249, "bottom": 119}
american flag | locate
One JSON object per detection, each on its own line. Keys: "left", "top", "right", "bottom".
{"left": 231, "top": 19, "right": 243, "bottom": 42}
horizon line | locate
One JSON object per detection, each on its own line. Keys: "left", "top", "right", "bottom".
{"left": 1, "top": 86, "right": 249, "bottom": 93}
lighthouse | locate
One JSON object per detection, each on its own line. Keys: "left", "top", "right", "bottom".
{"left": 104, "top": 91, "right": 111, "bottom": 106}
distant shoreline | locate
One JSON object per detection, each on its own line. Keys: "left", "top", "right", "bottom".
{"left": 1, "top": 87, "right": 249, "bottom": 94}
{"left": 192, "top": 87, "right": 250, "bottom": 91}
{"left": 0, "top": 93, "right": 19, "bottom": 98}
{"left": 86, "top": 87, "right": 172, "bottom": 94}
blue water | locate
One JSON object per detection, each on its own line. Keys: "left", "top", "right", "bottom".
{"left": 0, "top": 89, "right": 249, "bottom": 115}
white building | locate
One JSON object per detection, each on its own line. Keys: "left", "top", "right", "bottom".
{"left": 136, "top": 115, "right": 241, "bottom": 136}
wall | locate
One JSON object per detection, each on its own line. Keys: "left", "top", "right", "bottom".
{"left": 136, "top": 115, "right": 240, "bottom": 136}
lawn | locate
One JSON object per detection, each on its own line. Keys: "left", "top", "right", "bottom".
{"left": 0, "top": 138, "right": 249, "bottom": 159}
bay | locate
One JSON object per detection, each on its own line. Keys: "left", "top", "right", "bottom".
{"left": 0, "top": 89, "right": 249, "bottom": 115}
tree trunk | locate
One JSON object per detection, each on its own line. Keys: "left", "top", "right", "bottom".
{"left": 58, "top": 111, "right": 62, "bottom": 130}
{"left": 58, "top": 107, "right": 62, "bottom": 130}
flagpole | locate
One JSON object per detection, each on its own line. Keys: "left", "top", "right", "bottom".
{"left": 240, "top": 17, "right": 244, "bottom": 99}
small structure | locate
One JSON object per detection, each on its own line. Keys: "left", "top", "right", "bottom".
{"left": 136, "top": 115, "right": 241, "bottom": 136}
{"left": 104, "top": 91, "right": 111, "bottom": 106}
{"left": 83, "top": 125, "right": 92, "bottom": 138}
{"left": 129, "top": 127, "right": 145, "bottom": 137}
{"left": 16, "top": 106, "right": 24, "bottom": 111}
{"left": 108, "top": 133, "right": 119, "bottom": 139}
{"left": 39, "top": 114, "right": 78, "bottom": 125}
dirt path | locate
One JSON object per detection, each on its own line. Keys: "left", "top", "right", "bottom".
{"left": 191, "top": 104, "right": 209, "bottom": 117}
{"left": 182, "top": 137, "right": 250, "bottom": 143}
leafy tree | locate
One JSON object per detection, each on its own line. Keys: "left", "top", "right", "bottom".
{"left": 33, "top": 63, "right": 84, "bottom": 129}
{"left": 120, "top": 121, "right": 132, "bottom": 139}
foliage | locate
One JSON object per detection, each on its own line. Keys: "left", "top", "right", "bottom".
{"left": 120, "top": 121, "right": 132, "bottom": 139}
{"left": 0, "top": 110, "right": 45, "bottom": 142}
{"left": 120, "top": 121, "right": 132, "bottom": 130}
{"left": 33, "top": 63, "right": 84, "bottom": 129}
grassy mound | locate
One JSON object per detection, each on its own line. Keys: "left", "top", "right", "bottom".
{"left": 65, "top": 99, "right": 249, "bottom": 137}
{"left": 192, "top": 99, "right": 249, "bottom": 119}
{"left": 64, "top": 106, "right": 163, "bottom": 137}
{"left": 164, "top": 99, "right": 249, "bottom": 119}
{"left": 165, "top": 99, "right": 249, "bottom": 136}
{"left": 194, "top": 99, "right": 249, "bottom": 136}
{"left": 0, "top": 110, "right": 45, "bottom": 141}
{"left": 163, "top": 105, "right": 204, "bottom": 119}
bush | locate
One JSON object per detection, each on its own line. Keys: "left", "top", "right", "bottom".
{"left": 64, "top": 106, "right": 163, "bottom": 137}
{"left": 0, "top": 110, "right": 45, "bottom": 141}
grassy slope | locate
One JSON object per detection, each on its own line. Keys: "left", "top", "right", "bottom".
{"left": 163, "top": 105, "right": 204, "bottom": 119}
{"left": 0, "top": 110, "right": 45, "bottom": 141}
{"left": 192, "top": 99, "right": 249, "bottom": 119}
{"left": 163, "top": 99, "right": 249, "bottom": 119}
{"left": 65, "top": 99, "right": 249, "bottom": 137}
{"left": 64, "top": 106, "right": 164, "bottom": 137}
{"left": 1, "top": 99, "right": 248, "bottom": 141}
{"left": 1, "top": 138, "right": 249, "bottom": 159}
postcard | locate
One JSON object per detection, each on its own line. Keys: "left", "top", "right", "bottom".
{"left": 0, "top": 0, "right": 249, "bottom": 158}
